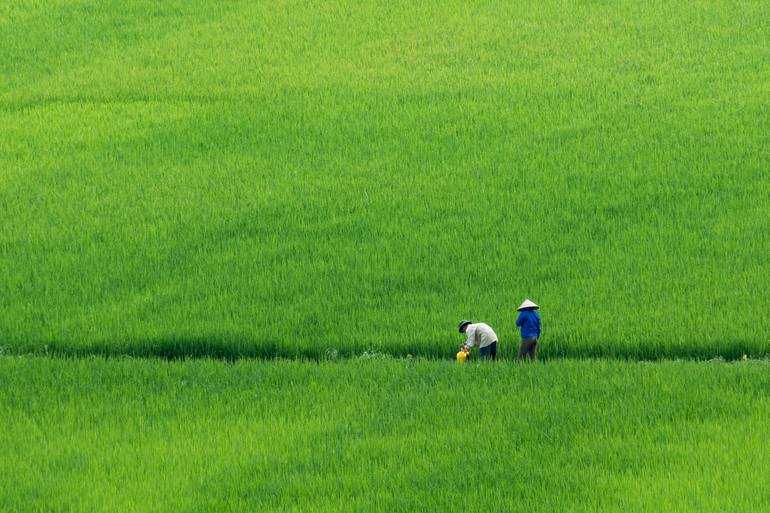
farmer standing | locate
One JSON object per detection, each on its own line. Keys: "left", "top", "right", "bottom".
{"left": 458, "top": 320, "right": 499, "bottom": 360}
{"left": 515, "top": 299, "right": 541, "bottom": 361}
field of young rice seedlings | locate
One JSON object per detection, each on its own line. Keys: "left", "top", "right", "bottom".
{"left": 1, "top": 356, "right": 769, "bottom": 513}
{"left": 1, "top": 0, "right": 768, "bottom": 359}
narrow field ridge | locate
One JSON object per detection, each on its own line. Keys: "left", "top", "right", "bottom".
{"left": 2, "top": 338, "right": 763, "bottom": 362}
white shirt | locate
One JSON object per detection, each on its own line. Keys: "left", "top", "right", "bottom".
{"left": 465, "top": 323, "right": 498, "bottom": 349}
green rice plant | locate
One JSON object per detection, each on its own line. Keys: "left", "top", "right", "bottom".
{"left": 1, "top": 357, "right": 769, "bottom": 512}
{"left": 1, "top": 0, "right": 768, "bottom": 358}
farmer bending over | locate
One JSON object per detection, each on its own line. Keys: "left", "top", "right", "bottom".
{"left": 458, "top": 320, "right": 498, "bottom": 360}
{"left": 515, "top": 299, "right": 541, "bottom": 361}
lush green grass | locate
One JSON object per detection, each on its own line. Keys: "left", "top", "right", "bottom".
{"left": 1, "top": 1, "right": 768, "bottom": 359}
{"left": 1, "top": 356, "right": 769, "bottom": 512}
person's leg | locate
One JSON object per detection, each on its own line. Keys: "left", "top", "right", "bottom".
{"left": 517, "top": 339, "right": 527, "bottom": 360}
{"left": 480, "top": 344, "right": 491, "bottom": 360}
{"left": 490, "top": 341, "right": 497, "bottom": 361}
{"left": 522, "top": 338, "right": 536, "bottom": 361}
{"left": 529, "top": 339, "right": 538, "bottom": 361}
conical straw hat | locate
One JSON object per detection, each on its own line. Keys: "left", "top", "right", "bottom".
{"left": 516, "top": 299, "right": 539, "bottom": 311}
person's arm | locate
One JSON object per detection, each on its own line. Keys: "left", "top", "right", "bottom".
{"left": 465, "top": 325, "right": 475, "bottom": 348}
{"left": 515, "top": 313, "right": 522, "bottom": 327}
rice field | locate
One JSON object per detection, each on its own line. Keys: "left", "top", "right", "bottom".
{"left": 2, "top": 356, "right": 770, "bottom": 513}
{"left": 1, "top": 0, "right": 768, "bottom": 359}
{"left": 2, "top": 2, "right": 769, "bottom": 510}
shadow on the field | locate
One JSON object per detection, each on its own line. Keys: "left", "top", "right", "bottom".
{"left": 5, "top": 336, "right": 762, "bottom": 362}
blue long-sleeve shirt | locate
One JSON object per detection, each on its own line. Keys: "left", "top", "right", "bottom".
{"left": 516, "top": 310, "right": 541, "bottom": 339}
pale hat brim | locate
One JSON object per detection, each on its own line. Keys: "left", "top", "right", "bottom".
{"left": 516, "top": 299, "right": 539, "bottom": 311}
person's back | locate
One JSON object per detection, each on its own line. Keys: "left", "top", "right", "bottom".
{"left": 468, "top": 323, "right": 498, "bottom": 347}
{"left": 516, "top": 310, "right": 541, "bottom": 339}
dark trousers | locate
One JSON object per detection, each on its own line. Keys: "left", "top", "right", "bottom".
{"left": 518, "top": 337, "right": 538, "bottom": 361}
{"left": 480, "top": 341, "right": 497, "bottom": 360}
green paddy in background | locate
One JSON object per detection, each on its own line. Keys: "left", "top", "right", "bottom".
{"left": 1, "top": 0, "right": 768, "bottom": 358}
